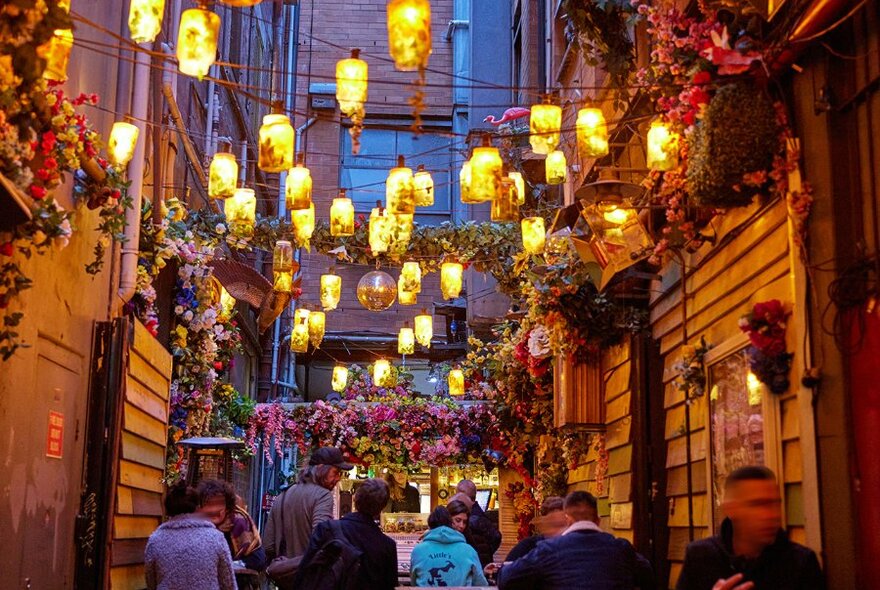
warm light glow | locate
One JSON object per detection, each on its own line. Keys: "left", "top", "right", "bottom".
{"left": 747, "top": 372, "right": 764, "bottom": 406}
{"left": 529, "top": 103, "right": 561, "bottom": 155}
{"left": 217, "top": 0, "right": 263, "bottom": 7}
{"left": 545, "top": 150, "right": 567, "bottom": 185}
{"left": 369, "top": 204, "right": 392, "bottom": 255}
{"left": 460, "top": 160, "right": 475, "bottom": 204}
{"left": 291, "top": 202, "right": 315, "bottom": 246}
{"left": 387, "top": 0, "right": 432, "bottom": 72}
{"left": 108, "top": 119, "right": 140, "bottom": 169}
{"left": 320, "top": 272, "right": 342, "bottom": 311}
{"left": 41, "top": 28, "right": 74, "bottom": 82}
{"left": 521, "top": 216, "right": 546, "bottom": 254}
{"left": 330, "top": 192, "right": 355, "bottom": 236}
{"left": 177, "top": 8, "right": 220, "bottom": 79}
{"left": 290, "top": 308, "right": 310, "bottom": 353}
{"left": 400, "top": 261, "right": 422, "bottom": 293}
{"left": 414, "top": 310, "right": 433, "bottom": 348}
{"left": 491, "top": 177, "right": 518, "bottom": 222}
{"left": 285, "top": 161, "right": 312, "bottom": 210}
{"left": 647, "top": 119, "right": 680, "bottom": 171}
{"left": 388, "top": 213, "right": 414, "bottom": 254}
{"left": 209, "top": 151, "right": 238, "bottom": 199}
{"left": 219, "top": 286, "right": 236, "bottom": 320}
{"left": 260, "top": 113, "right": 295, "bottom": 173}
{"left": 308, "top": 311, "right": 326, "bottom": 348}
{"left": 576, "top": 107, "right": 609, "bottom": 158}
{"left": 336, "top": 49, "right": 368, "bottom": 117}
{"left": 332, "top": 365, "right": 349, "bottom": 392}
{"left": 508, "top": 171, "right": 526, "bottom": 205}
{"left": 224, "top": 188, "right": 256, "bottom": 225}
{"left": 397, "top": 276, "right": 418, "bottom": 305}
{"left": 373, "top": 359, "right": 393, "bottom": 387}
{"left": 414, "top": 165, "right": 434, "bottom": 206}
{"left": 273, "top": 240, "right": 294, "bottom": 293}
{"left": 357, "top": 270, "right": 397, "bottom": 311}
{"left": 128, "top": 0, "right": 165, "bottom": 44}
{"left": 603, "top": 207, "right": 632, "bottom": 225}
{"left": 398, "top": 326, "right": 415, "bottom": 355}
{"left": 470, "top": 144, "right": 503, "bottom": 202}
{"left": 440, "top": 262, "right": 463, "bottom": 300}
{"left": 386, "top": 159, "right": 415, "bottom": 215}
{"left": 448, "top": 368, "right": 464, "bottom": 396}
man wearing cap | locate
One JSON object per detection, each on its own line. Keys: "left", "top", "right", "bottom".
{"left": 263, "top": 447, "right": 352, "bottom": 569}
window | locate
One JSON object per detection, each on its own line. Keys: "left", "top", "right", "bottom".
{"left": 340, "top": 126, "right": 454, "bottom": 223}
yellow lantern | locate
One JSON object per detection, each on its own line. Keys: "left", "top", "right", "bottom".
{"left": 272, "top": 240, "right": 294, "bottom": 293}
{"left": 398, "top": 276, "right": 418, "bottom": 305}
{"left": 41, "top": 28, "right": 74, "bottom": 82}
{"left": 459, "top": 159, "right": 476, "bottom": 204}
{"left": 320, "top": 270, "right": 342, "bottom": 311}
{"left": 330, "top": 190, "right": 355, "bottom": 237}
{"left": 129, "top": 0, "right": 165, "bottom": 44}
{"left": 291, "top": 308, "right": 310, "bottom": 353}
{"left": 448, "top": 368, "right": 465, "bottom": 396}
{"left": 224, "top": 187, "right": 256, "bottom": 226}
{"left": 108, "top": 117, "right": 140, "bottom": 169}
{"left": 398, "top": 324, "right": 415, "bottom": 355}
{"left": 491, "top": 176, "right": 518, "bottom": 222}
{"left": 369, "top": 202, "right": 391, "bottom": 255}
{"left": 260, "top": 110, "right": 295, "bottom": 173}
{"left": 530, "top": 102, "right": 561, "bottom": 155}
{"left": 218, "top": 0, "right": 263, "bottom": 6}
{"left": 285, "top": 156, "right": 312, "bottom": 210}
{"left": 470, "top": 136, "right": 503, "bottom": 203}
{"left": 647, "top": 119, "right": 680, "bottom": 171}
{"left": 386, "top": 155, "right": 415, "bottom": 215}
{"left": 332, "top": 365, "right": 349, "bottom": 392}
{"left": 388, "top": 213, "right": 414, "bottom": 255}
{"left": 387, "top": 0, "right": 432, "bottom": 72}
{"left": 440, "top": 262, "right": 463, "bottom": 300}
{"left": 576, "top": 107, "right": 609, "bottom": 158}
{"left": 521, "top": 216, "right": 545, "bottom": 254}
{"left": 336, "top": 48, "right": 368, "bottom": 117}
{"left": 177, "top": 7, "right": 220, "bottom": 79}
{"left": 219, "top": 286, "right": 236, "bottom": 320}
{"left": 209, "top": 144, "right": 238, "bottom": 199}
{"left": 414, "top": 165, "right": 434, "bottom": 206}
{"left": 308, "top": 310, "right": 326, "bottom": 348}
{"left": 291, "top": 202, "right": 315, "bottom": 247}
{"left": 400, "top": 261, "right": 421, "bottom": 293}
{"left": 545, "top": 150, "right": 567, "bottom": 185}
{"left": 373, "top": 359, "right": 392, "bottom": 387}
{"left": 508, "top": 170, "right": 526, "bottom": 205}
{"left": 414, "top": 309, "right": 433, "bottom": 348}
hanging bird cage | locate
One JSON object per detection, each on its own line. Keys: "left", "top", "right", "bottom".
{"left": 545, "top": 150, "right": 567, "bottom": 185}
{"left": 386, "top": 0, "right": 432, "bottom": 72}
{"left": 321, "top": 270, "right": 342, "bottom": 311}
{"left": 259, "top": 107, "right": 295, "bottom": 173}
{"left": 440, "top": 261, "right": 463, "bottom": 300}
{"left": 529, "top": 101, "right": 561, "bottom": 155}
{"left": 414, "top": 164, "right": 434, "bottom": 206}
{"left": 286, "top": 154, "right": 312, "bottom": 210}
{"left": 128, "top": 0, "right": 165, "bottom": 44}
{"left": 576, "top": 107, "right": 609, "bottom": 158}
{"left": 108, "top": 116, "right": 140, "bottom": 169}
{"left": 177, "top": 7, "right": 220, "bottom": 79}
{"left": 521, "top": 216, "right": 546, "bottom": 254}
{"left": 208, "top": 142, "right": 238, "bottom": 199}
{"left": 386, "top": 155, "right": 415, "bottom": 215}
{"left": 272, "top": 240, "right": 294, "bottom": 293}
{"left": 330, "top": 189, "right": 355, "bottom": 237}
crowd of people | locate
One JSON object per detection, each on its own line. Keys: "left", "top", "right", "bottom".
{"left": 145, "top": 447, "right": 826, "bottom": 590}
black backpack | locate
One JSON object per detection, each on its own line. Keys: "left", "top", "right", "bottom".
{"left": 294, "top": 520, "right": 363, "bottom": 590}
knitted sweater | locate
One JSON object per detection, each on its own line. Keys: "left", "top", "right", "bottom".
{"left": 144, "top": 514, "right": 237, "bottom": 590}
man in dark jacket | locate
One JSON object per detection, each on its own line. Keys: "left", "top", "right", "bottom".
{"left": 676, "top": 466, "right": 824, "bottom": 590}
{"left": 497, "top": 491, "right": 654, "bottom": 590}
{"left": 295, "top": 478, "right": 398, "bottom": 590}
{"left": 455, "top": 479, "right": 502, "bottom": 566}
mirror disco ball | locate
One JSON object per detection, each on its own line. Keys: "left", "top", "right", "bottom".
{"left": 357, "top": 270, "right": 397, "bottom": 311}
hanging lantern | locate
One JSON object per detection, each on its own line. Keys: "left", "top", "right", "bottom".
{"left": 369, "top": 202, "right": 392, "bottom": 255}
{"left": 260, "top": 107, "right": 295, "bottom": 173}
{"left": 470, "top": 135, "right": 503, "bottom": 203}
{"left": 41, "top": 28, "right": 74, "bottom": 82}
{"left": 397, "top": 275, "right": 418, "bottom": 305}
{"left": 647, "top": 119, "right": 680, "bottom": 171}
{"left": 224, "top": 187, "right": 256, "bottom": 226}
{"left": 290, "top": 308, "right": 310, "bottom": 353}
{"left": 308, "top": 310, "right": 326, "bottom": 348}
{"left": 218, "top": 0, "right": 263, "bottom": 6}
{"left": 128, "top": 0, "right": 165, "bottom": 44}
{"left": 529, "top": 102, "right": 561, "bottom": 155}
{"left": 414, "top": 164, "right": 434, "bottom": 206}
{"left": 108, "top": 116, "right": 140, "bottom": 169}
{"left": 459, "top": 159, "right": 476, "bottom": 204}
{"left": 373, "top": 359, "right": 393, "bottom": 387}
{"left": 332, "top": 365, "right": 349, "bottom": 392}
{"left": 440, "top": 262, "right": 463, "bottom": 300}
{"left": 400, "top": 261, "right": 422, "bottom": 293}
{"left": 386, "top": 155, "right": 415, "bottom": 215}
{"left": 398, "top": 324, "right": 415, "bottom": 355}
{"left": 448, "top": 368, "right": 465, "bottom": 396}
{"left": 330, "top": 189, "right": 355, "bottom": 237}
{"left": 576, "top": 107, "right": 609, "bottom": 158}
{"left": 414, "top": 309, "right": 433, "bottom": 348}
{"left": 491, "top": 176, "right": 518, "bottom": 222}
{"left": 285, "top": 154, "right": 312, "bottom": 210}
{"left": 388, "top": 213, "right": 414, "bottom": 255}
{"left": 508, "top": 170, "right": 526, "bottom": 205}
{"left": 357, "top": 270, "right": 397, "bottom": 311}
{"left": 320, "top": 270, "right": 342, "bottom": 311}
{"left": 272, "top": 240, "right": 294, "bottom": 293}
{"left": 387, "top": 0, "right": 432, "bottom": 72}
{"left": 336, "top": 48, "right": 368, "bottom": 117}
{"left": 521, "top": 216, "right": 545, "bottom": 254}
{"left": 219, "top": 286, "right": 236, "bottom": 320}
{"left": 545, "top": 150, "right": 567, "bottom": 185}
{"left": 177, "top": 7, "right": 220, "bottom": 79}
{"left": 291, "top": 202, "right": 315, "bottom": 247}
{"left": 209, "top": 142, "right": 238, "bottom": 199}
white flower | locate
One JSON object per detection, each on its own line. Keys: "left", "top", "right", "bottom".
{"left": 174, "top": 305, "right": 184, "bottom": 315}
{"left": 528, "top": 325, "right": 552, "bottom": 358}
{"left": 183, "top": 310, "right": 194, "bottom": 322}
{"left": 215, "top": 223, "right": 227, "bottom": 234}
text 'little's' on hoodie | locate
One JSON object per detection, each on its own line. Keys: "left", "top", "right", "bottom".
{"left": 410, "top": 525, "right": 489, "bottom": 587}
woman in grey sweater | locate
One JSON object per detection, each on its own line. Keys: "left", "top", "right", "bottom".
{"left": 144, "top": 482, "right": 237, "bottom": 590}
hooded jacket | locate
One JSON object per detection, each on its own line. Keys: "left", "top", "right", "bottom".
{"left": 410, "top": 526, "right": 489, "bottom": 587}
{"left": 144, "top": 514, "right": 237, "bottom": 590}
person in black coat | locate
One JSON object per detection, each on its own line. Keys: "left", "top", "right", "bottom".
{"left": 455, "top": 480, "right": 502, "bottom": 566}
{"left": 676, "top": 465, "right": 824, "bottom": 590}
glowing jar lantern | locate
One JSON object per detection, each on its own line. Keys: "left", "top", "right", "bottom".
{"left": 260, "top": 109, "right": 295, "bottom": 173}
{"left": 529, "top": 102, "right": 562, "bottom": 155}
{"left": 177, "top": 7, "right": 220, "bottom": 79}
{"left": 545, "top": 150, "right": 567, "bottom": 185}
{"left": 42, "top": 28, "right": 74, "bottom": 82}
{"left": 336, "top": 48, "right": 368, "bottom": 117}
{"left": 219, "top": 286, "right": 236, "bottom": 320}
{"left": 320, "top": 269, "right": 342, "bottom": 311}
{"left": 448, "top": 368, "right": 465, "bottom": 396}
{"left": 332, "top": 365, "right": 349, "bottom": 392}
{"left": 387, "top": 0, "right": 432, "bottom": 72}
{"left": 491, "top": 176, "right": 518, "bottom": 223}
{"left": 128, "top": 0, "right": 165, "bottom": 44}
{"left": 400, "top": 261, "right": 422, "bottom": 293}
{"left": 224, "top": 187, "right": 256, "bottom": 226}
{"left": 285, "top": 155, "right": 312, "bottom": 210}
{"left": 369, "top": 202, "right": 391, "bottom": 255}
{"left": 414, "top": 309, "right": 433, "bottom": 348}
{"left": 218, "top": 0, "right": 263, "bottom": 6}
{"left": 521, "top": 216, "right": 545, "bottom": 254}
{"left": 398, "top": 324, "right": 415, "bottom": 355}
{"left": 459, "top": 159, "right": 476, "bottom": 204}
{"left": 388, "top": 213, "right": 414, "bottom": 255}
{"left": 272, "top": 240, "right": 294, "bottom": 293}
{"left": 308, "top": 310, "right": 326, "bottom": 348}
{"left": 386, "top": 155, "right": 415, "bottom": 215}
{"left": 577, "top": 107, "right": 609, "bottom": 158}
{"left": 330, "top": 189, "right": 355, "bottom": 237}
{"left": 440, "top": 262, "right": 463, "bottom": 300}
{"left": 470, "top": 135, "right": 503, "bottom": 203}
{"left": 373, "top": 359, "right": 392, "bottom": 387}
{"left": 397, "top": 275, "right": 418, "bottom": 305}
{"left": 414, "top": 164, "right": 434, "bottom": 206}
{"left": 108, "top": 116, "right": 140, "bottom": 169}
{"left": 647, "top": 119, "right": 680, "bottom": 171}
{"left": 291, "top": 202, "right": 315, "bottom": 247}
{"left": 508, "top": 170, "right": 526, "bottom": 205}
{"left": 209, "top": 143, "right": 238, "bottom": 199}
{"left": 290, "top": 308, "right": 310, "bottom": 353}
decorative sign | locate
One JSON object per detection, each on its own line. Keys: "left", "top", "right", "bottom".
{"left": 46, "top": 411, "right": 64, "bottom": 459}
{"left": 610, "top": 502, "right": 633, "bottom": 530}
{"left": 261, "top": 492, "right": 277, "bottom": 512}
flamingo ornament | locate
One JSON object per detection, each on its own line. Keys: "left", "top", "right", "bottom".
{"left": 483, "top": 107, "right": 531, "bottom": 126}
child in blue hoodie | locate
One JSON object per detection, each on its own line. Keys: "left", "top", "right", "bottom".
{"left": 411, "top": 506, "right": 489, "bottom": 587}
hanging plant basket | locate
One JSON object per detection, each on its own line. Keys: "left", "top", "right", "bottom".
{"left": 686, "top": 82, "right": 779, "bottom": 208}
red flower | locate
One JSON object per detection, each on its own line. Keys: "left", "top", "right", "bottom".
{"left": 692, "top": 70, "right": 712, "bottom": 85}
{"left": 44, "top": 157, "right": 58, "bottom": 170}
{"left": 29, "top": 185, "right": 47, "bottom": 200}
{"left": 41, "top": 131, "right": 57, "bottom": 155}
{"left": 213, "top": 361, "right": 224, "bottom": 371}
{"left": 0, "top": 242, "right": 14, "bottom": 257}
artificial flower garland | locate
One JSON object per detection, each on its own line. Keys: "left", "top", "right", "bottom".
{"left": 739, "top": 299, "right": 793, "bottom": 394}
